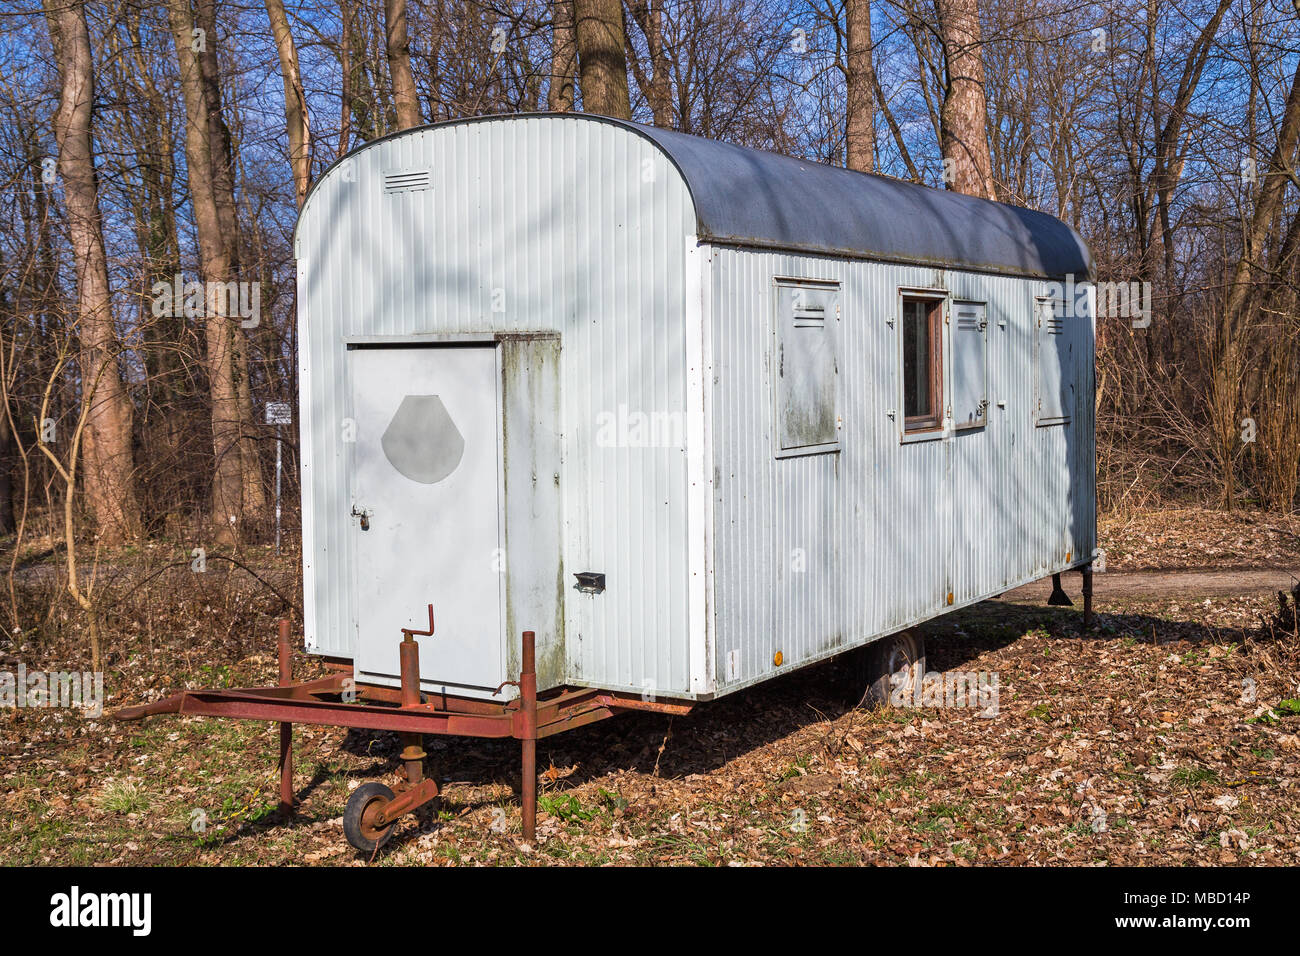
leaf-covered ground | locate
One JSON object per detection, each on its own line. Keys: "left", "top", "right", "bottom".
{"left": 1099, "top": 507, "right": 1300, "bottom": 572}
{"left": 2, "top": 512, "right": 1298, "bottom": 866}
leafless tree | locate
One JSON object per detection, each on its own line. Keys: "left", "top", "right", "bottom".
{"left": 386, "top": 0, "right": 424, "bottom": 127}
{"left": 934, "top": 0, "right": 996, "bottom": 197}
{"left": 575, "top": 0, "right": 632, "bottom": 116}
{"left": 42, "top": 0, "right": 142, "bottom": 544}
{"left": 844, "top": 0, "right": 875, "bottom": 171}
{"left": 549, "top": 0, "right": 578, "bottom": 109}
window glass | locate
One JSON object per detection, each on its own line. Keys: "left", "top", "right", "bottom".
{"left": 902, "top": 297, "right": 940, "bottom": 429}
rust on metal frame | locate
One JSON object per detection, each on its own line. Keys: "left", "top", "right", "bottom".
{"left": 395, "top": 605, "right": 435, "bottom": 818}
{"left": 277, "top": 619, "right": 295, "bottom": 817}
{"left": 114, "top": 616, "right": 695, "bottom": 849}
{"left": 116, "top": 675, "right": 694, "bottom": 738}
{"left": 519, "top": 630, "right": 538, "bottom": 842}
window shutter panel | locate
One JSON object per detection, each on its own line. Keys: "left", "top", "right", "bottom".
{"left": 953, "top": 302, "right": 988, "bottom": 429}
{"left": 1035, "top": 296, "right": 1073, "bottom": 424}
{"left": 775, "top": 282, "right": 840, "bottom": 453}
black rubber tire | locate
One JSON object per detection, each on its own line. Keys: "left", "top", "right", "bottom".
{"left": 343, "top": 782, "right": 396, "bottom": 854}
{"left": 850, "top": 630, "right": 926, "bottom": 709}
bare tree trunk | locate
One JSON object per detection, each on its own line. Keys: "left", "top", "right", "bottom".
{"left": 628, "top": 0, "right": 671, "bottom": 125}
{"left": 264, "top": 0, "right": 313, "bottom": 207}
{"left": 42, "top": 0, "right": 142, "bottom": 545}
{"left": 233, "top": 335, "right": 263, "bottom": 528}
{"left": 194, "top": 0, "right": 267, "bottom": 527}
{"left": 0, "top": 293, "right": 13, "bottom": 536}
{"left": 1212, "top": 29, "right": 1300, "bottom": 508}
{"left": 384, "top": 0, "right": 422, "bottom": 129}
{"left": 1223, "top": 52, "right": 1300, "bottom": 330}
{"left": 935, "top": 0, "right": 995, "bottom": 199}
{"left": 362, "top": 3, "right": 389, "bottom": 137}
{"left": 121, "top": 13, "right": 189, "bottom": 525}
{"left": 339, "top": 0, "right": 354, "bottom": 154}
{"left": 845, "top": 0, "right": 874, "bottom": 172}
{"left": 196, "top": 0, "right": 236, "bottom": 239}
{"left": 549, "top": 0, "right": 577, "bottom": 111}
{"left": 165, "top": 0, "right": 245, "bottom": 543}
{"left": 574, "top": 0, "right": 631, "bottom": 118}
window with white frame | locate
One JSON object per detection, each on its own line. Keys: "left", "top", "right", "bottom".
{"left": 900, "top": 294, "right": 944, "bottom": 434}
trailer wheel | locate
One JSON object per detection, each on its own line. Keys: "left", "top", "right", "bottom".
{"left": 851, "top": 630, "right": 925, "bottom": 709}
{"left": 343, "top": 782, "right": 397, "bottom": 854}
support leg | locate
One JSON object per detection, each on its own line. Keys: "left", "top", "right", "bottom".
{"left": 520, "top": 630, "right": 537, "bottom": 844}
{"left": 398, "top": 632, "right": 428, "bottom": 787}
{"left": 277, "top": 619, "right": 295, "bottom": 817}
{"left": 1081, "top": 563, "right": 1094, "bottom": 630}
{"left": 1047, "top": 572, "right": 1073, "bottom": 607}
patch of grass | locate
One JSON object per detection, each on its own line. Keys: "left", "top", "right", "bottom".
{"left": 196, "top": 663, "right": 234, "bottom": 687}
{"left": 96, "top": 779, "right": 149, "bottom": 815}
{"left": 895, "top": 769, "right": 941, "bottom": 798}
{"left": 818, "top": 844, "right": 859, "bottom": 864}
{"left": 190, "top": 791, "right": 278, "bottom": 847}
{"left": 860, "top": 828, "right": 886, "bottom": 850}
{"left": 645, "top": 832, "right": 716, "bottom": 865}
{"left": 913, "top": 801, "right": 968, "bottom": 833}
{"left": 1171, "top": 766, "right": 1219, "bottom": 789}
{"left": 0, "top": 818, "right": 72, "bottom": 865}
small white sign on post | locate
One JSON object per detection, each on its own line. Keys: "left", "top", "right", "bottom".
{"left": 265, "top": 402, "right": 292, "bottom": 554}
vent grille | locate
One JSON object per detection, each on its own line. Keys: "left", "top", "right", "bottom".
{"left": 1038, "top": 298, "right": 1066, "bottom": 334}
{"left": 793, "top": 305, "right": 825, "bottom": 328}
{"left": 383, "top": 168, "right": 432, "bottom": 194}
{"left": 956, "top": 308, "right": 984, "bottom": 332}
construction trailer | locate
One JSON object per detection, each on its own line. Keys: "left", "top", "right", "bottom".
{"left": 120, "top": 113, "right": 1096, "bottom": 852}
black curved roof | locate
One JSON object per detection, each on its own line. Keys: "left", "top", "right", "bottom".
{"left": 302, "top": 113, "right": 1091, "bottom": 279}
{"left": 635, "top": 121, "right": 1090, "bottom": 279}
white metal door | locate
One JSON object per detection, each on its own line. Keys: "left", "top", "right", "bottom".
{"left": 349, "top": 345, "right": 503, "bottom": 692}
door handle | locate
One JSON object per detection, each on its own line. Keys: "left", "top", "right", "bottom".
{"left": 350, "top": 504, "right": 371, "bottom": 531}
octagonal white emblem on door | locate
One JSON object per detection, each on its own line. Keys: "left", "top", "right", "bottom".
{"left": 380, "top": 394, "right": 465, "bottom": 484}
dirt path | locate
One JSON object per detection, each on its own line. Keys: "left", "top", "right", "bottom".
{"left": 1002, "top": 567, "right": 1299, "bottom": 602}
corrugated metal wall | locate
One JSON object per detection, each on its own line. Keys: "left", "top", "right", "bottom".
{"left": 296, "top": 116, "right": 698, "bottom": 696}
{"left": 707, "top": 247, "right": 1096, "bottom": 695}
{"left": 296, "top": 114, "right": 1096, "bottom": 703}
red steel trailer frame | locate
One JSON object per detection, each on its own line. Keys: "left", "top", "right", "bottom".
{"left": 115, "top": 609, "right": 692, "bottom": 851}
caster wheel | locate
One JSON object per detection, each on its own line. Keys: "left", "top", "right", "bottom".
{"left": 343, "top": 782, "right": 396, "bottom": 854}
{"left": 850, "top": 630, "right": 926, "bottom": 709}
